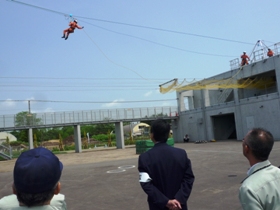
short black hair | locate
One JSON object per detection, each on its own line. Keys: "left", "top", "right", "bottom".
{"left": 15, "top": 184, "right": 56, "bottom": 207}
{"left": 150, "top": 119, "right": 170, "bottom": 143}
{"left": 246, "top": 128, "right": 274, "bottom": 161}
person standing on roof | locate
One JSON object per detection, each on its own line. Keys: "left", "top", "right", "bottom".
{"left": 267, "top": 49, "right": 274, "bottom": 57}
{"left": 62, "top": 19, "right": 84, "bottom": 40}
{"left": 241, "top": 52, "right": 250, "bottom": 66}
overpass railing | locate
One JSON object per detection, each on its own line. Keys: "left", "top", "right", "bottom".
{"left": 0, "top": 106, "right": 178, "bottom": 131}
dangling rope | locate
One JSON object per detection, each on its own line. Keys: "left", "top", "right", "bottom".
{"left": 82, "top": 29, "right": 150, "bottom": 81}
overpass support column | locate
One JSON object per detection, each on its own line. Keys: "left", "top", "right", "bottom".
{"left": 115, "top": 122, "right": 124, "bottom": 149}
{"left": 74, "top": 125, "right": 82, "bottom": 153}
{"left": 28, "top": 128, "right": 34, "bottom": 150}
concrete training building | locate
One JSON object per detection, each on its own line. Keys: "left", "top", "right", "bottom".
{"left": 171, "top": 42, "right": 280, "bottom": 142}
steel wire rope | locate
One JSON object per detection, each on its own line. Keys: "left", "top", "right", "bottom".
{"left": 82, "top": 29, "right": 150, "bottom": 81}
{"left": 7, "top": 0, "right": 254, "bottom": 45}
{"left": 5, "top": 0, "right": 252, "bottom": 89}
{"left": 74, "top": 16, "right": 254, "bottom": 45}
{"left": 79, "top": 19, "right": 236, "bottom": 58}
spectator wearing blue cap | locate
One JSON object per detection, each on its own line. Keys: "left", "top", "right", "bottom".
{"left": 0, "top": 147, "right": 66, "bottom": 210}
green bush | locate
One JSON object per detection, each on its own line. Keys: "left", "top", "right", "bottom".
{"left": 52, "top": 147, "right": 60, "bottom": 152}
{"left": 10, "top": 141, "right": 27, "bottom": 146}
{"left": 92, "top": 134, "right": 116, "bottom": 142}
{"left": 12, "top": 149, "right": 28, "bottom": 158}
{"left": 52, "top": 151, "right": 67, "bottom": 154}
{"left": 64, "top": 145, "right": 75, "bottom": 151}
{"left": 110, "top": 141, "right": 116, "bottom": 147}
{"left": 125, "top": 139, "right": 135, "bottom": 145}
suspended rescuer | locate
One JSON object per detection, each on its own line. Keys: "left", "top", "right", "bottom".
{"left": 62, "top": 19, "right": 84, "bottom": 40}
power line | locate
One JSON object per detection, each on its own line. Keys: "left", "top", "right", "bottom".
{"left": 0, "top": 99, "right": 176, "bottom": 104}
{"left": 0, "top": 76, "right": 204, "bottom": 80}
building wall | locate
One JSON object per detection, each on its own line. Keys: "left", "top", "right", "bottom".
{"left": 175, "top": 55, "right": 280, "bottom": 142}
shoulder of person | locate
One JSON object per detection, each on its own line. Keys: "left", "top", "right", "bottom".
{"left": 0, "top": 194, "right": 19, "bottom": 209}
{"left": 50, "top": 193, "right": 67, "bottom": 209}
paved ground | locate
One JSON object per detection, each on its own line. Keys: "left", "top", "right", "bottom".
{"left": 1, "top": 141, "right": 280, "bottom": 210}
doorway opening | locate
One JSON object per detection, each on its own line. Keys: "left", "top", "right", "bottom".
{"left": 212, "top": 113, "right": 237, "bottom": 140}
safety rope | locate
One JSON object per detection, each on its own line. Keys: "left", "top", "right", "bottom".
{"left": 82, "top": 29, "right": 150, "bottom": 81}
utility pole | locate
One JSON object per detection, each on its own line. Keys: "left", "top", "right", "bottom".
{"left": 27, "top": 100, "right": 32, "bottom": 117}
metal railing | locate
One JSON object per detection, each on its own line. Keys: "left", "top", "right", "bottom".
{"left": 230, "top": 58, "right": 240, "bottom": 70}
{"left": 0, "top": 144, "right": 12, "bottom": 160}
{"left": 230, "top": 42, "right": 280, "bottom": 69}
{"left": 0, "top": 106, "right": 178, "bottom": 131}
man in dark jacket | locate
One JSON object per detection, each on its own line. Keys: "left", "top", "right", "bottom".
{"left": 138, "top": 119, "right": 195, "bottom": 210}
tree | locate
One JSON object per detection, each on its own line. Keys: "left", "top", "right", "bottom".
{"left": 92, "top": 123, "right": 115, "bottom": 135}
{"left": 59, "top": 133, "right": 64, "bottom": 151}
{"left": 44, "top": 128, "right": 61, "bottom": 140}
{"left": 142, "top": 113, "right": 171, "bottom": 125}
{"left": 15, "top": 111, "right": 42, "bottom": 127}
{"left": 33, "top": 133, "right": 38, "bottom": 148}
{"left": 6, "top": 136, "right": 10, "bottom": 145}
{"left": 61, "top": 126, "right": 74, "bottom": 139}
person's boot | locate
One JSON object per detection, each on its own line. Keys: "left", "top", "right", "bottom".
{"left": 65, "top": 36, "right": 68, "bottom": 40}
{"left": 61, "top": 35, "right": 65, "bottom": 38}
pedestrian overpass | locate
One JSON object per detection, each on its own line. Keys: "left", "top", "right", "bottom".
{"left": 0, "top": 106, "right": 178, "bottom": 153}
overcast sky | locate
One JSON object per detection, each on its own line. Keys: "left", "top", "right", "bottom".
{"left": 1, "top": 0, "right": 280, "bottom": 115}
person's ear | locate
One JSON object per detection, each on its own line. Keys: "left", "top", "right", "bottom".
{"left": 54, "top": 182, "right": 61, "bottom": 195}
{"left": 244, "top": 144, "right": 250, "bottom": 154}
{"left": 150, "top": 133, "right": 154, "bottom": 140}
{"left": 12, "top": 183, "right": 17, "bottom": 195}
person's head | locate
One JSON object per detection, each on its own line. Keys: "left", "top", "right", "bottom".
{"left": 243, "top": 128, "right": 274, "bottom": 161}
{"left": 150, "top": 119, "right": 170, "bottom": 143}
{"left": 13, "top": 147, "right": 63, "bottom": 207}
{"left": 243, "top": 51, "right": 246, "bottom": 54}
{"left": 268, "top": 48, "right": 271, "bottom": 51}
{"left": 74, "top": 19, "right": 78, "bottom": 23}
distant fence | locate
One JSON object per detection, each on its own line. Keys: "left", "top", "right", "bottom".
{"left": 0, "top": 106, "right": 178, "bottom": 131}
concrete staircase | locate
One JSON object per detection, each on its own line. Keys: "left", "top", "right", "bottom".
{"left": 218, "top": 89, "right": 233, "bottom": 104}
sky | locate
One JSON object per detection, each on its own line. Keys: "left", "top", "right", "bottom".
{"left": 1, "top": 0, "right": 280, "bottom": 116}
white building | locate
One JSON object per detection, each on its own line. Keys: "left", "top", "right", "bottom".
{"left": 0, "top": 132, "right": 17, "bottom": 144}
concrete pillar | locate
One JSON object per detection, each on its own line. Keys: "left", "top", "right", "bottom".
{"left": 115, "top": 122, "right": 125, "bottom": 149}
{"left": 74, "top": 125, "right": 82, "bottom": 153}
{"left": 233, "top": 89, "right": 239, "bottom": 104}
{"left": 201, "top": 90, "right": 208, "bottom": 140}
{"left": 233, "top": 89, "right": 243, "bottom": 140}
{"left": 28, "top": 128, "right": 34, "bottom": 149}
{"left": 204, "top": 89, "right": 210, "bottom": 107}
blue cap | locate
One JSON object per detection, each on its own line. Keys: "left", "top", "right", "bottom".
{"left": 14, "top": 147, "right": 63, "bottom": 194}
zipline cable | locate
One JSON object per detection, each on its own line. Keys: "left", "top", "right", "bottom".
{"left": 7, "top": 0, "right": 255, "bottom": 45}
{"left": 79, "top": 19, "right": 236, "bottom": 58}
